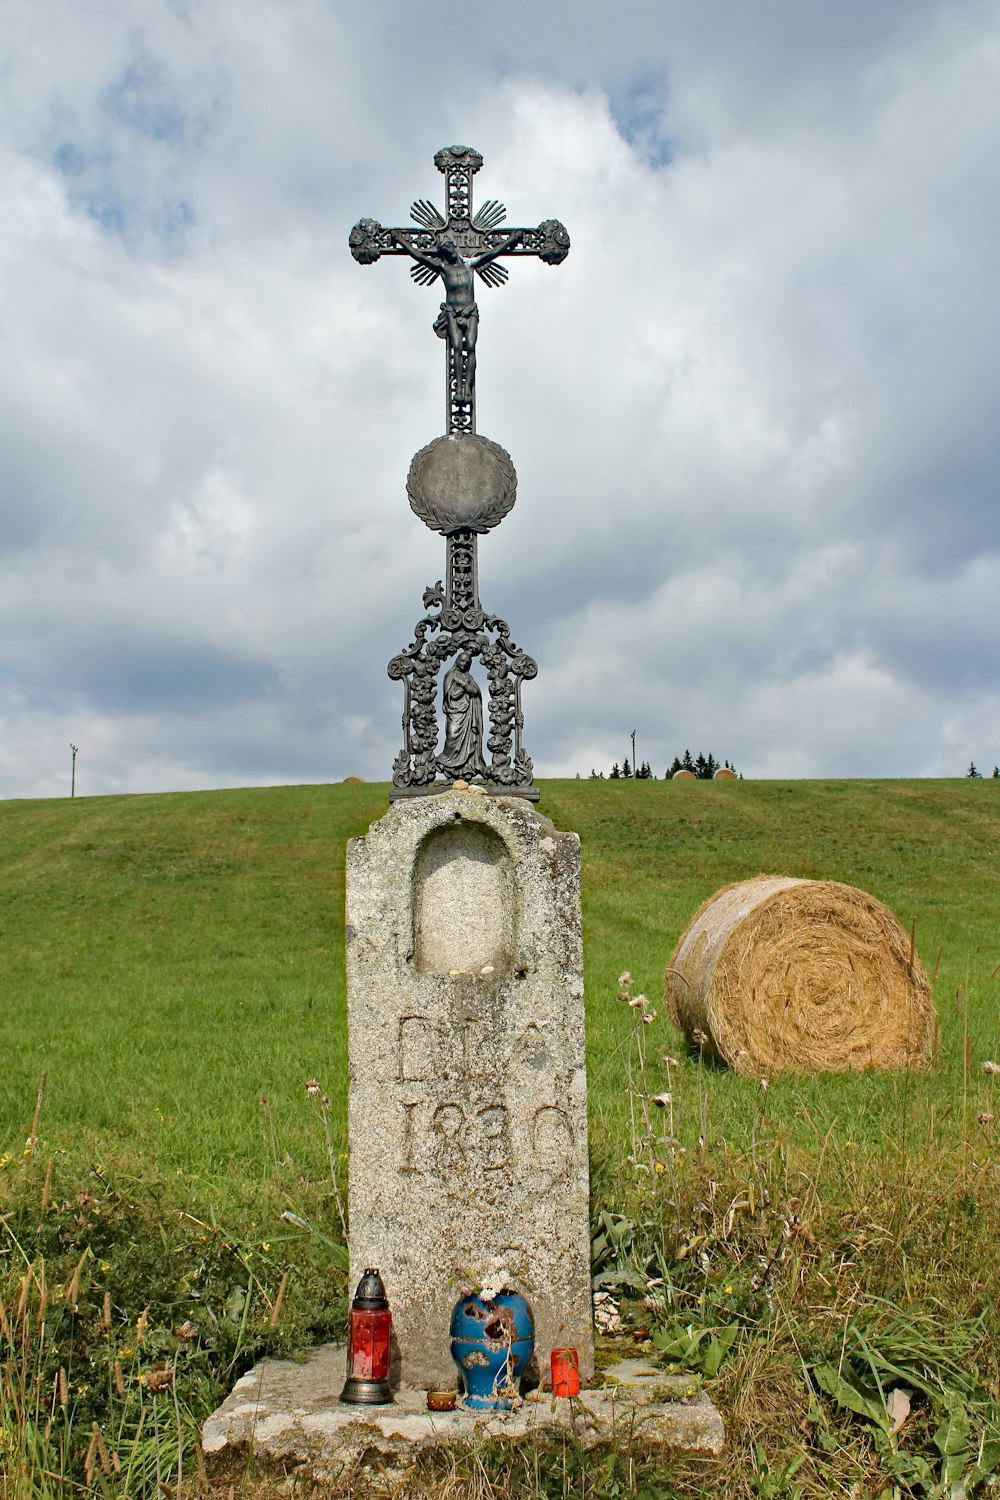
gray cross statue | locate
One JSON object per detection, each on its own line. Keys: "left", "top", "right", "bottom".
{"left": 349, "top": 145, "right": 570, "bottom": 434}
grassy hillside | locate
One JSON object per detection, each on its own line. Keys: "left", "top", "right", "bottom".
{"left": 2, "top": 778, "right": 997, "bottom": 1175}
{"left": 1, "top": 777, "right": 998, "bottom": 1498}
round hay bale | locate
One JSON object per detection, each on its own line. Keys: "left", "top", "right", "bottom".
{"left": 342, "top": 775, "right": 365, "bottom": 784}
{"left": 713, "top": 766, "right": 737, "bottom": 780}
{"left": 671, "top": 768, "right": 697, "bottom": 780}
{"left": 664, "top": 876, "right": 936, "bottom": 1075}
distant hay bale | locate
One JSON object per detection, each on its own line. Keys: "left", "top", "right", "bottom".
{"left": 671, "top": 769, "right": 697, "bottom": 780}
{"left": 342, "top": 776, "right": 365, "bottom": 784}
{"left": 664, "top": 876, "right": 936, "bottom": 1075}
{"left": 713, "top": 766, "right": 737, "bottom": 780}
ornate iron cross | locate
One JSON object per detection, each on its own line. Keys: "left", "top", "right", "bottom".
{"left": 350, "top": 147, "right": 569, "bottom": 801}
{"left": 349, "top": 144, "right": 570, "bottom": 434}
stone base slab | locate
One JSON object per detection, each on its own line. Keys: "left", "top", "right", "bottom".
{"left": 202, "top": 1344, "right": 724, "bottom": 1489}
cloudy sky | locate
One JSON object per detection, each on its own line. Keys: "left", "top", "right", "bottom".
{"left": 2, "top": 0, "right": 999, "bottom": 797}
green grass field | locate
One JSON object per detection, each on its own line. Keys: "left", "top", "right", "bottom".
{"left": 2, "top": 778, "right": 999, "bottom": 1498}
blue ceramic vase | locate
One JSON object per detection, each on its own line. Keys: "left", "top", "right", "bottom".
{"left": 449, "top": 1289, "right": 535, "bottom": 1410}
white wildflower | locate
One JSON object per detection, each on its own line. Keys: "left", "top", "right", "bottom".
{"left": 479, "top": 1258, "right": 510, "bottom": 1302}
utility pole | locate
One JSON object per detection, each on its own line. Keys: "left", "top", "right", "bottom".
{"left": 631, "top": 729, "right": 636, "bottom": 779}
{"left": 70, "top": 744, "right": 78, "bottom": 799}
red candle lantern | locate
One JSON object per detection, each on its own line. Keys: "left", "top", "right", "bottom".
{"left": 550, "top": 1347, "right": 580, "bottom": 1398}
{"left": 339, "top": 1268, "right": 393, "bottom": 1405}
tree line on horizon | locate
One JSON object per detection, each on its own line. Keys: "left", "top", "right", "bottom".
{"left": 587, "top": 750, "right": 739, "bottom": 781}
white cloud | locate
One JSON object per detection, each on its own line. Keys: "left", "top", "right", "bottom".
{"left": 2, "top": 0, "right": 999, "bottom": 797}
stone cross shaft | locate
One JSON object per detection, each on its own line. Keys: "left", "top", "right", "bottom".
{"left": 345, "top": 793, "right": 594, "bottom": 1390}
{"left": 349, "top": 145, "right": 570, "bottom": 434}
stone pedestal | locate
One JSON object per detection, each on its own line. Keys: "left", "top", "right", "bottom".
{"left": 202, "top": 1345, "right": 725, "bottom": 1490}
{"left": 345, "top": 790, "right": 593, "bottom": 1389}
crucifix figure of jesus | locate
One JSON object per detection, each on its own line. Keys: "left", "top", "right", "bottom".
{"left": 349, "top": 145, "right": 570, "bottom": 433}
{"left": 391, "top": 229, "right": 519, "bottom": 404}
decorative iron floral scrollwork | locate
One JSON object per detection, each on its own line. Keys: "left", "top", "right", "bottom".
{"left": 433, "top": 144, "right": 484, "bottom": 174}
{"left": 388, "top": 531, "right": 537, "bottom": 795}
{"left": 450, "top": 532, "right": 477, "bottom": 611}
{"left": 347, "top": 217, "right": 383, "bottom": 264}
{"left": 533, "top": 218, "right": 571, "bottom": 265}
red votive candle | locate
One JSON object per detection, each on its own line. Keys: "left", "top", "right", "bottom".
{"left": 340, "top": 1269, "right": 393, "bottom": 1405}
{"left": 347, "top": 1308, "right": 391, "bottom": 1380}
{"left": 551, "top": 1347, "right": 580, "bottom": 1397}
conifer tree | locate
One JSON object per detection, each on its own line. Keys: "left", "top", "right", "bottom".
{"left": 665, "top": 750, "right": 738, "bottom": 778}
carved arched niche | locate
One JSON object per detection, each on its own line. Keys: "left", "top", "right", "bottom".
{"left": 413, "top": 821, "right": 515, "bottom": 977}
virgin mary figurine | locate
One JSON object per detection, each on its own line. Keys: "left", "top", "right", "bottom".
{"left": 437, "top": 651, "right": 489, "bottom": 780}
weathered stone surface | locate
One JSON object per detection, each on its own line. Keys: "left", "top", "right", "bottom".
{"left": 202, "top": 1344, "right": 724, "bottom": 1489}
{"left": 345, "top": 791, "right": 592, "bottom": 1389}
{"left": 414, "top": 821, "right": 515, "bottom": 974}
